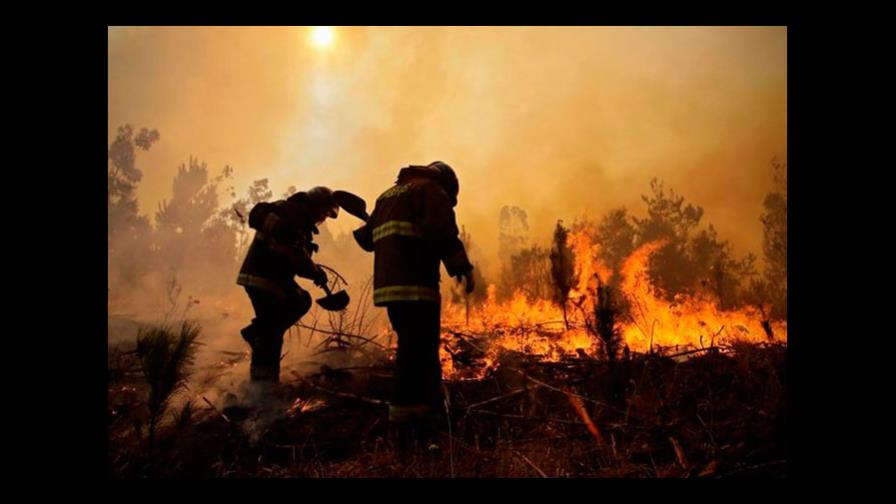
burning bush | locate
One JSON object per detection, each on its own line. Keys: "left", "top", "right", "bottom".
{"left": 588, "top": 279, "right": 623, "bottom": 364}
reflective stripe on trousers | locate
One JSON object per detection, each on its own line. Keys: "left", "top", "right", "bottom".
{"left": 236, "top": 273, "right": 289, "bottom": 299}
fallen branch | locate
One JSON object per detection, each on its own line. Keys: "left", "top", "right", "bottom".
{"left": 293, "top": 373, "right": 388, "bottom": 406}
{"left": 468, "top": 410, "right": 582, "bottom": 425}
{"left": 668, "top": 436, "right": 689, "bottom": 468}
{"left": 219, "top": 350, "right": 248, "bottom": 356}
{"left": 201, "top": 396, "right": 232, "bottom": 424}
{"left": 512, "top": 450, "right": 548, "bottom": 478}
{"left": 696, "top": 412, "right": 717, "bottom": 448}
{"left": 532, "top": 320, "right": 568, "bottom": 327}
{"left": 666, "top": 347, "right": 731, "bottom": 359}
{"left": 512, "top": 369, "right": 624, "bottom": 414}
{"left": 446, "top": 331, "right": 487, "bottom": 352}
{"left": 465, "top": 388, "right": 527, "bottom": 412}
{"left": 568, "top": 395, "right": 604, "bottom": 446}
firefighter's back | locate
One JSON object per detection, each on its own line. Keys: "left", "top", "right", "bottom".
{"left": 368, "top": 180, "right": 442, "bottom": 306}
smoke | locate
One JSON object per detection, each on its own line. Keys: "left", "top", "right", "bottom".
{"left": 109, "top": 26, "right": 786, "bottom": 262}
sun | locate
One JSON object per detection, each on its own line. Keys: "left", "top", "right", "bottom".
{"left": 310, "top": 26, "right": 335, "bottom": 48}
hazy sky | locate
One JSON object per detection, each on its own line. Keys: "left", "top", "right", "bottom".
{"left": 108, "top": 26, "right": 786, "bottom": 265}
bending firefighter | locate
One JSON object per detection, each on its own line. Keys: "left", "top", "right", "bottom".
{"left": 237, "top": 187, "right": 361, "bottom": 384}
{"left": 353, "top": 161, "right": 474, "bottom": 439}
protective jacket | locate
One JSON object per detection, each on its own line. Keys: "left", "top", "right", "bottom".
{"left": 354, "top": 166, "right": 473, "bottom": 306}
{"left": 237, "top": 193, "right": 321, "bottom": 299}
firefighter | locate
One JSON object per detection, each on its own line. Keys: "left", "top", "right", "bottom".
{"left": 353, "top": 161, "right": 474, "bottom": 443}
{"left": 236, "top": 186, "right": 339, "bottom": 385}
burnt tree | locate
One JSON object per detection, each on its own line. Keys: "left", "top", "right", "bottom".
{"left": 550, "top": 220, "right": 576, "bottom": 330}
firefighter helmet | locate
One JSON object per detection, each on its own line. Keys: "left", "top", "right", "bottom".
{"left": 306, "top": 186, "right": 339, "bottom": 219}
{"left": 427, "top": 161, "right": 459, "bottom": 207}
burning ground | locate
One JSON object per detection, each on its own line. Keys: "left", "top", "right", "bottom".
{"left": 108, "top": 219, "right": 787, "bottom": 478}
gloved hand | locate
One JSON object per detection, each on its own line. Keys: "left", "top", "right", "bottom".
{"left": 457, "top": 270, "right": 475, "bottom": 294}
{"left": 312, "top": 265, "right": 328, "bottom": 288}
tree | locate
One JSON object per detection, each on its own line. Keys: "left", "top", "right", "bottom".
{"left": 108, "top": 125, "right": 159, "bottom": 208}
{"left": 760, "top": 159, "right": 787, "bottom": 319}
{"left": 509, "top": 245, "right": 553, "bottom": 300}
{"left": 589, "top": 279, "right": 622, "bottom": 364}
{"left": 632, "top": 179, "right": 704, "bottom": 298}
{"left": 497, "top": 205, "right": 531, "bottom": 299}
{"left": 155, "top": 157, "right": 221, "bottom": 237}
{"left": 153, "top": 158, "right": 239, "bottom": 298}
{"left": 108, "top": 125, "right": 159, "bottom": 291}
{"left": 550, "top": 220, "right": 576, "bottom": 329}
{"left": 224, "top": 178, "right": 273, "bottom": 260}
{"left": 631, "top": 178, "right": 756, "bottom": 306}
{"left": 596, "top": 207, "right": 637, "bottom": 273}
{"left": 688, "top": 225, "right": 756, "bottom": 309}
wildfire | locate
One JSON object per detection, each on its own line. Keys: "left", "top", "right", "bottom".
{"left": 439, "top": 228, "right": 786, "bottom": 380}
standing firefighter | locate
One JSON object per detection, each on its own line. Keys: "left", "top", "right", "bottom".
{"left": 237, "top": 186, "right": 367, "bottom": 385}
{"left": 353, "top": 161, "right": 474, "bottom": 442}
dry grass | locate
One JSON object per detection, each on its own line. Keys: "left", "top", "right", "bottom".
{"left": 108, "top": 339, "right": 786, "bottom": 478}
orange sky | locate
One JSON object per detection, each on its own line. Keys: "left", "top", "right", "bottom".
{"left": 108, "top": 26, "right": 786, "bottom": 267}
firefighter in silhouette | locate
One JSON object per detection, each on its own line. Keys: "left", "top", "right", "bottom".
{"left": 237, "top": 186, "right": 367, "bottom": 385}
{"left": 353, "top": 161, "right": 474, "bottom": 443}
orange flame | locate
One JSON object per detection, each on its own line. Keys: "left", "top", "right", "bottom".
{"left": 439, "top": 228, "right": 786, "bottom": 380}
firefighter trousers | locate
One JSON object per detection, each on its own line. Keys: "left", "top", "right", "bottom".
{"left": 242, "top": 285, "right": 312, "bottom": 382}
{"left": 386, "top": 302, "right": 443, "bottom": 412}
